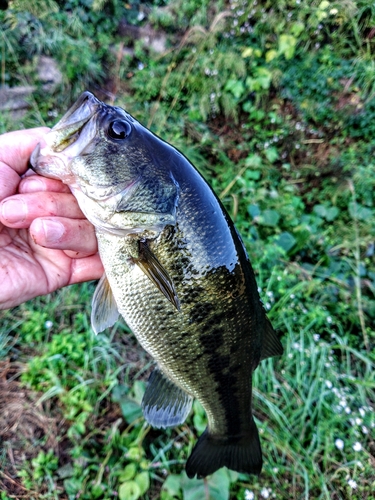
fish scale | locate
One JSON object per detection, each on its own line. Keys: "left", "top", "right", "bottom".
{"left": 31, "top": 91, "right": 283, "bottom": 479}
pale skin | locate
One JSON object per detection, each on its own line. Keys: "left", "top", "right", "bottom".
{"left": 0, "top": 127, "right": 104, "bottom": 310}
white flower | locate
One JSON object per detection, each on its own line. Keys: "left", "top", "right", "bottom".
{"left": 260, "top": 488, "right": 270, "bottom": 499}
{"left": 325, "top": 380, "right": 333, "bottom": 389}
{"left": 335, "top": 438, "right": 344, "bottom": 451}
{"left": 245, "top": 491, "right": 255, "bottom": 500}
{"left": 44, "top": 320, "right": 53, "bottom": 329}
{"left": 348, "top": 479, "right": 357, "bottom": 489}
{"left": 353, "top": 442, "right": 362, "bottom": 452}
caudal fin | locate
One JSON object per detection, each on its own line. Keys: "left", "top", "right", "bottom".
{"left": 185, "top": 418, "right": 262, "bottom": 479}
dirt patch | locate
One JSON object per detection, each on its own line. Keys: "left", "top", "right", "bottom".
{"left": 0, "top": 360, "right": 61, "bottom": 497}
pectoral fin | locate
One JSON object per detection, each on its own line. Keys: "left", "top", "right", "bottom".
{"left": 260, "top": 318, "right": 283, "bottom": 361}
{"left": 142, "top": 368, "right": 193, "bottom": 428}
{"left": 135, "top": 240, "right": 180, "bottom": 311}
{"left": 91, "top": 273, "right": 119, "bottom": 334}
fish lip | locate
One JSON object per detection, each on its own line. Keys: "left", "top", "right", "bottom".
{"left": 30, "top": 92, "right": 102, "bottom": 178}
{"left": 48, "top": 91, "right": 101, "bottom": 153}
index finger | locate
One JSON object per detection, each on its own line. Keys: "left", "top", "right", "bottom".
{"left": 0, "top": 127, "right": 50, "bottom": 175}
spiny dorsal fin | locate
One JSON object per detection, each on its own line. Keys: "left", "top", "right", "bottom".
{"left": 142, "top": 368, "right": 193, "bottom": 428}
{"left": 135, "top": 240, "right": 180, "bottom": 311}
{"left": 91, "top": 273, "right": 119, "bottom": 334}
{"left": 260, "top": 318, "right": 283, "bottom": 361}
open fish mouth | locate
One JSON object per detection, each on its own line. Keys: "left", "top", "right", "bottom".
{"left": 47, "top": 91, "right": 101, "bottom": 152}
{"left": 30, "top": 92, "right": 102, "bottom": 180}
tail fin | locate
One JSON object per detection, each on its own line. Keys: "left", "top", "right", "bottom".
{"left": 185, "top": 418, "right": 262, "bottom": 479}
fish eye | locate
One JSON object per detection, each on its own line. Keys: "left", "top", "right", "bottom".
{"left": 107, "top": 120, "right": 132, "bottom": 140}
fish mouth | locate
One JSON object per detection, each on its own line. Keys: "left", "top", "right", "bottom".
{"left": 48, "top": 91, "right": 100, "bottom": 152}
{"left": 30, "top": 91, "right": 102, "bottom": 176}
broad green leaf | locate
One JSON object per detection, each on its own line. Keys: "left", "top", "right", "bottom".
{"left": 266, "top": 49, "right": 278, "bottom": 62}
{"left": 348, "top": 201, "right": 373, "bottom": 221}
{"left": 242, "top": 47, "right": 254, "bottom": 58}
{"left": 278, "top": 34, "right": 297, "bottom": 59}
{"left": 245, "top": 153, "right": 262, "bottom": 168}
{"left": 260, "top": 209, "right": 280, "bottom": 227}
{"left": 132, "top": 380, "right": 146, "bottom": 404}
{"left": 224, "top": 79, "right": 245, "bottom": 99}
{"left": 275, "top": 232, "right": 297, "bottom": 252}
{"left": 325, "top": 206, "right": 339, "bottom": 221}
{"left": 91, "top": 484, "right": 105, "bottom": 498}
{"left": 120, "top": 398, "right": 142, "bottom": 423}
{"left": 119, "top": 481, "right": 141, "bottom": 500}
{"left": 162, "top": 474, "right": 182, "bottom": 497}
{"left": 181, "top": 469, "right": 231, "bottom": 500}
{"left": 120, "top": 463, "right": 137, "bottom": 482}
{"left": 135, "top": 471, "right": 150, "bottom": 496}
{"left": 265, "top": 146, "right": 279, "bottom": 163}
{"left": 313, "top": 204, "right": 327, "bottom": 218}
{"left": 248, "top": 204, "right": 261, "bottom": 219}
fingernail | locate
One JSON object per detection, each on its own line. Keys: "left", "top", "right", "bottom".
{"left": 1, "top": 199, "right": 27, "bottom": 223}
{"left": 42, "top": 220, "right": 65, "bottom": 243}
{"left": 23, "top": 177, "right": 45, "bottom": 192}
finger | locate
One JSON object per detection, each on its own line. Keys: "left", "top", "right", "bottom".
{"left": 69, "top": 254, "right": 104, "bottom": 285}
{"left": 19, "top": 174, "right": 71, "bottom": 194}
{"left": 0, "top": 163, "right": 21, "bottom": 200}
{"left": 0, "top": 192, "right": 85, "bottom": 228}
{"left": 30, "top": 217, "right": 98, "bottom": 254}
{"left": 0, "top": 127, "right": 50, "bottom": 175}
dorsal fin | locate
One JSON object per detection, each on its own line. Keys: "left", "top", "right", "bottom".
{"left": 142, "top": 368, "right": 193, "bottom": 428}
{"left": 91, "top": 273, "right": 119, "bottom": 334}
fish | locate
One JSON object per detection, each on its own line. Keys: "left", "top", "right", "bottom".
{"left": 30, "top": 91, "right": 283, "bottom": 479}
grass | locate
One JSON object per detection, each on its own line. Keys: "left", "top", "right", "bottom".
{"left": 1, "top": 0, "right": 375, "bottom": 498}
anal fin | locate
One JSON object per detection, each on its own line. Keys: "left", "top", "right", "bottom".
{"left": 142, "top": 369, "right": 193, "bottom": 428}
{"left": 91, "top": 273, "right": 119, "bottom": 334}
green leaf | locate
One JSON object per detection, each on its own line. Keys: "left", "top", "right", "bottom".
{"left": 132, "top": 380, "right": 146, "bottom": 405}
{"left": 245, "top": 153, "right": 262, "bottom": 168}
{"left": 278, "top": 34, "right": 297, "bottom": 59}
{"left": 224, "top": 79, "right": 245, "bottom": 99}
{"left": 325, "top": 206, "right": 339, "bottom": 221}
{"left": 91, "top": 484, "right": 105, "bottom": 498}
{"left": 135, "top": 471, "right": 150, "bottom": 496}
{"left": 313, "top": 204, "right": 327, "bottom": 218}
{"left": 193, "top": 400, "right": 207, "bottom": 434}
{"left": 181, "top": 469, "right": 231, "bottom": 500}
{"left": 248, "top": 204, "right": 261, "bottom": 219}
{"left": 259, "top": 209, "right": 280, "bottom": 227}
{"left": 120, "top": 463, "right": 137, "bottom": 482}
{"left": 265, "top": 146, "right": 279, "bottom": 163}
{"left": 348, "top": 201, "right": 373, "bottom": 221}
{"left": 127, "top": 447, "right": 144, "bottom": 461}
{"left": 275, "top": 232, "right": 297, "bottom": 252}
{"left": 118, "top": 481, "right": 142, "bottom": 500}
{"left": 162, "top": 474, "right": 182, "bottom": 497}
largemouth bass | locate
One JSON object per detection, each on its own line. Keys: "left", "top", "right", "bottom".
{"left": 31, "top": 91, "right": 283, "bottom": 478}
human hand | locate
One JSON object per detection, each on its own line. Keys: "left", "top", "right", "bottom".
{"left": 0, "top": 128, "right": 104, "bottom": 310}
